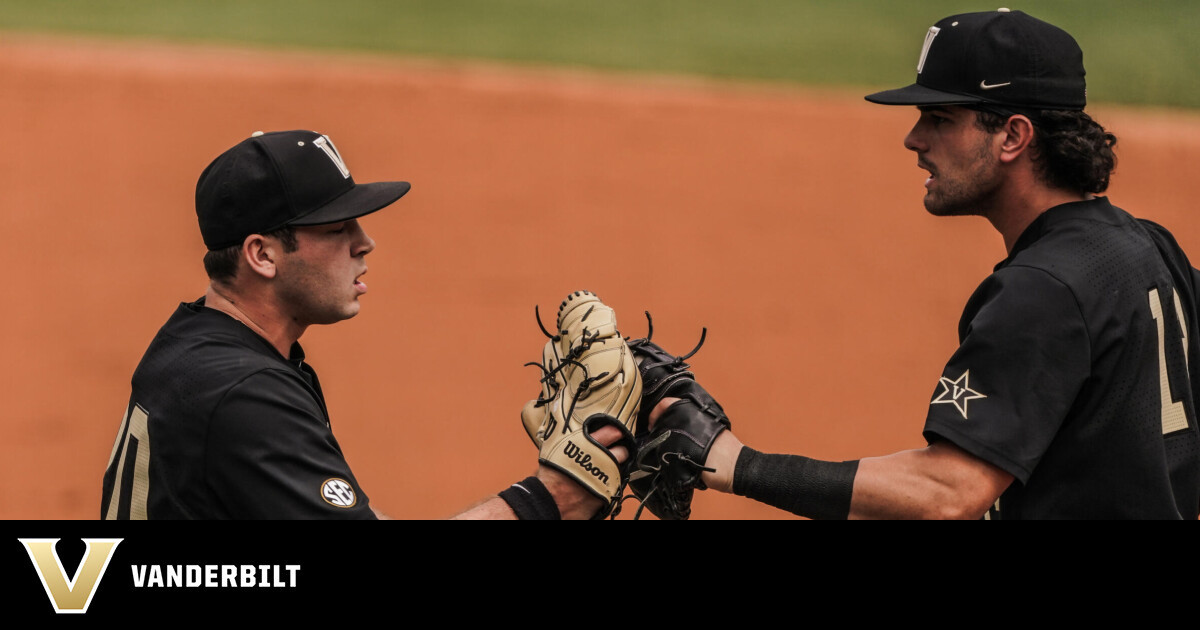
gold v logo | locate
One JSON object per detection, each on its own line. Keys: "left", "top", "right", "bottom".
{"left": 19, "top": 538, "right": 122, "bottom": 614}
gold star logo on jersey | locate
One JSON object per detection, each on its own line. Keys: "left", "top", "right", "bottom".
{"left": 931, "top": 370, "right": 987, "bottom": 419}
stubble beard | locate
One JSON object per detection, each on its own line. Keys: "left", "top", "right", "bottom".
{"left": 277, "top": 260, "right": 360, "bottom": 328}
{"left": 923, "top": 139, "right": 1003, "bottom": 218}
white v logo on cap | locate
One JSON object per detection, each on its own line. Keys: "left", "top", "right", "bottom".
{"left": 313, "top": 135, "right": 351, "bottom": 179}
{"left": 917, "top": 26, "right": 940, "bottom": 74}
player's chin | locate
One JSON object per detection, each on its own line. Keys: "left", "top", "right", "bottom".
{"left": 923, "top": 194, "right": 964, "bottom": 217}
{"left": 330, "top": 299, "right": 364, "bottom": 323}
{"left": 313, "top": 308, "right": 361, "bottom": 326}
{"left": 925, "top": 204, "right": 977, "bottom": 218}
{"left": 924, "top": 201, "right": 950, "bottom": 216}
{"left": 922, "top": 194, "right": 944, "bottom": 215}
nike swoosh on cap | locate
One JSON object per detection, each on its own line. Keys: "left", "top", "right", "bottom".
{"left": 979, "top": 80, "right": 1012, "bottom": 90}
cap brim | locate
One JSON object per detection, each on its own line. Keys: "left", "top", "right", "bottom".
{"left": 288, "top": 181, "right": 411, "bottom": 226}
{"left": 865, "top": 82, "right": 986, "bottom": 106}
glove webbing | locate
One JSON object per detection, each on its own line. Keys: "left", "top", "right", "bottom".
{"left": 524, "top": 304, "right": 613, "bottom": 438}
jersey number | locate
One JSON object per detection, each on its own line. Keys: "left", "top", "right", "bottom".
{"left": 104, "top": 404, "right": 151, "bottom": 520}
{"left": 1149, "top": 288, "right": 1190, "bottom": 434}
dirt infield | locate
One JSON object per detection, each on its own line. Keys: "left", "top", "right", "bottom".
{"left": 5, "top": 33, "right": 1200, "bottom": 519}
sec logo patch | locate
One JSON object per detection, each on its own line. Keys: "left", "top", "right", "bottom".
{"left": 321, "top": 478, "right": 357, "bottom": 508}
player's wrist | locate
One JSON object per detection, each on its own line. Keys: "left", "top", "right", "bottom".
{"left": 498, "top": 476, "right": 562, "bottom": 520}
{"left": 536, "top": 465, "right": 608, "bottom": 520}
{"left": 699, "top": 431, "right": 743, "bottom": 493}
{"left": 732, "top": 447, "right": 859, "bottom": 519}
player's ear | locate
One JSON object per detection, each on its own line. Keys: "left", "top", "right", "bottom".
{"left": 997, "top": 114, "right": 1035, "bottom": 164}
{"left": 240, "top": 234, "right": 278, "bottom": 280}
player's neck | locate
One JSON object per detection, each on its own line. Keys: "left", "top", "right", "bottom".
{"left": 203, "top": 284, "right": 304, "bottom": 357}
{"left": 989, "top": 179, "right": 1090, "bottom": 254}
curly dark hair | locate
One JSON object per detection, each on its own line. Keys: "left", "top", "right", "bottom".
{"left": 203, "top": 224, "right": 298, "bottom": 284}
{"left": 975, "top": 109, "right": 1117, "bottom": 195}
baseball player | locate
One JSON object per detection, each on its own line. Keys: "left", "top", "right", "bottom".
{"left": 641, "top": 9, "right": 1200, "bottom": 518}
{"left": 100, "top": 130, "right": 624, "bottom": 520}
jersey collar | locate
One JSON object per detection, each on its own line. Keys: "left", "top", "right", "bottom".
{"left": 997, "top": 196, "right": 1123, "bottom": 269}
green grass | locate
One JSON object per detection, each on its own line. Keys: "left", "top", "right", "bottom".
{"left": 2, "top": 1, "right": 1199, "bottom": 108}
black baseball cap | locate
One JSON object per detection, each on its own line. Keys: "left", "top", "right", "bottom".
{"left": 196, "top": 130, "right": 411, "bottom": 250}
{"left": 865, "top": 8, "right": 1086, "bottom": 111}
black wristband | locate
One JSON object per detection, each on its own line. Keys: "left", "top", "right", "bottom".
{"left": 498, "top": 476, "right": 562, "bottom": 520}
{"left": 732, "top": 447, "right": 858, "bottom": 520}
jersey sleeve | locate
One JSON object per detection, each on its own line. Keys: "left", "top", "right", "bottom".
{"left": 205, "top": 369, "right": 377, "bottom": 519}
{"left": 922, "top": 265, "right": 1091, "bottom": 484}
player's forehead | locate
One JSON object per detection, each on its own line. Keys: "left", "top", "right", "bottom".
{"left": 917, "top": 104, "right": 970, "bottom": 116}
{"left": 294, "top": 219, "right": 354, "bottom": 234}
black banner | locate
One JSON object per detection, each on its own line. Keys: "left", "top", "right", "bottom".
{"left": 4, "top": 520, "right": 543, "bottom": 619}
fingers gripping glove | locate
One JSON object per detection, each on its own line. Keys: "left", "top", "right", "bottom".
{"left": 626, "top": 322, "right": 731, "bottom": 520}
{"left": 520, "top": 291, "right": 643, "bottom": 519}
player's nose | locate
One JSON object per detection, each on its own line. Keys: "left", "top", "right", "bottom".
{"left": 903, "top": 124, "right": 926, "bottom": 153}
{"left": 349, "top": 220, "right": 375, "bottom": 256}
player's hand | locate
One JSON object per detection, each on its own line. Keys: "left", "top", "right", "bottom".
{"left": 536, "top": 424, "right": 630, "bottom": 520}
{"left": 649, "top": 394, "right": 742, "bottom": 494}
{"left": 647, "top": 396, "right": 682, "bottom": 430}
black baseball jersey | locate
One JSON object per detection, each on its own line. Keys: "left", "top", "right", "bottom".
{"left": 923, "top": 197, "right": 1200, "bottom": 518}
{"left": 101, "top": 298, "right": 376, "bottom": 519}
